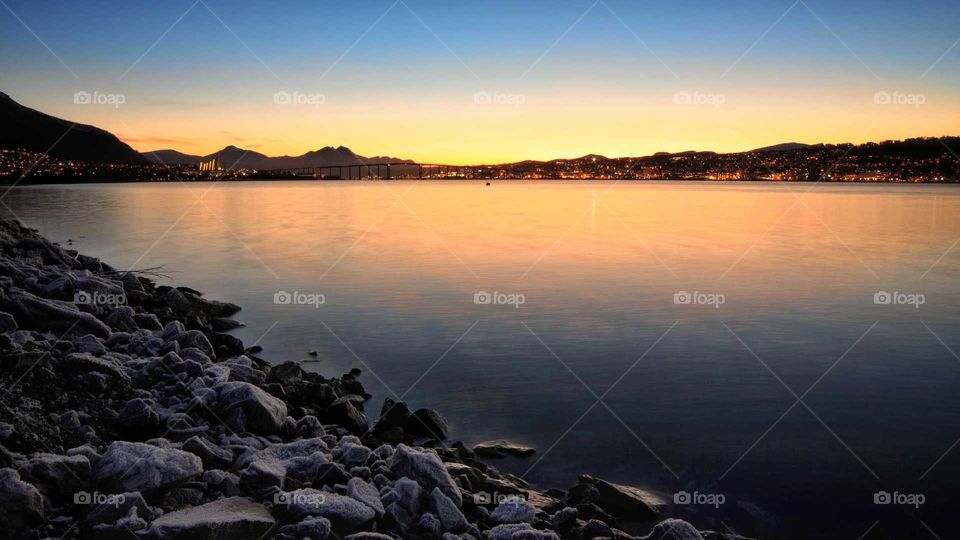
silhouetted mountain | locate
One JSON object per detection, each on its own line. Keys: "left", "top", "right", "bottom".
{"left": 749, "top": 142, "right": 813, "bottom": 153}
{"left": 142, "top": 149, "right": 202, "bottom": 166}
{"left": 0, "top": 92, "right": 146, "bottom": 164}
{"left": 141, "top": 144, "right": 414, "bottom": 170}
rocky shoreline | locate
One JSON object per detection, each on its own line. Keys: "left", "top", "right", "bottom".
{"left": 0, "top": 219, "right": 746, "bottom": 540}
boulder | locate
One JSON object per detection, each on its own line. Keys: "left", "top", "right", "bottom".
{"left": 148, "top": 497, "right": 275, "bottom": 540}
{"left": 492, "top": 498, "right": 536, "bottom": 524}
{"left": 94, "top": 441, "right": 203, "bottom": 494}
{"left": 577, "top": 475, "right": 661, "bottom": 520}
{"left": 473, "top": 440, "right": 536, "bottom": 458}
{"left": 0, "top": 468, "right": 44, "bottom": 537}
{"left": 407, "top": 407, "right": 450, "bottom": 440}
{"left": 215, "top": 381, "right": 287, "bottom": 434}
{"left": 429, "top": 487, "right": 468, "bottom": 532}
{"left": 639, "top": 519, "right": 704, "bottom": 540}
{"left": 280, "top": 489, "right": 376, "bottom": 532}
{"left": 388, "top": 444, "right": 462, "bottom": 506}
{"left": 346, "top": 477, "right": 385, "bottom": 519}
{"left": 2, "top": 287, "right": 111, "bottom": 338}
{"left": 182, "top": 436, "right": 234, "bottom": 469}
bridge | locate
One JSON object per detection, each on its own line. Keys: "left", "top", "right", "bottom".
{"left": 250, "top": 162, "right": 489, "bottom": 180}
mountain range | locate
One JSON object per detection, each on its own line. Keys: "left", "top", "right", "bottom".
{"left": 142, "top": 145, "right": 414, "bottom": 170}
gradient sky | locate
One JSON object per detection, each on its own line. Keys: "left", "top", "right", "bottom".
{"left": 1, "top": 0, "right": 959, "bottom": 164}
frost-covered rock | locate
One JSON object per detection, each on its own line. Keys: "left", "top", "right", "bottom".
{"left": 94, "top": 441, "right": 202, "bottom": 494}
{"left": 638, "top": 518, "right": 704, "bottom": 540}
{"left": 280, "top": 489, "right": 376, "bottom": 532}
{"left": 148, "top": 497, "right": 275, "bottom": 540}
{"left": 215, "top": 381, "right": 287, "bottom": 433}
{"left": 388, "top": 444, "right": 462, "bottom": 506}
{"left": 346, "top": 477, "right": 385, "bottom": 519}
{"left": 430, "top": 486, "right": 468, "bottom": 531}
{"left": 492, "top": 498, "right": 536, "bottom": 524}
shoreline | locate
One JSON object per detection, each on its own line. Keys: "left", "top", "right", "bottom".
{"left": 1, "top": 176, "right": 958, "bottom": 188}
{"left": 0, "top": 219, "right": 745, "bottom": 540}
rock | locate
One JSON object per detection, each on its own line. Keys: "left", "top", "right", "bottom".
{"left": 162, "top": 320, "right": 186, "bottom": 342}
{"left": 215, "top": 381, "right": 287, "bottom": 434}
{"left": 473, "top": 440, "right": 535, "bottom": 458}
{"left": 73, "top": 333, "right": 106, "bottom": 355}
{"left": 0, "top": 468, "right": 44, "bottom": 537}
{"left": 116, "top": 398, "right": 160, "bottom": 437}
{"left": 492, "top": 498, "right": 536, "bottom": 523}
{"left": 272, "top": 360, "right": 304, "bottom": 386}
{"left": 486, "top": 523, "right": 534, "bottom": 540}
{"left": 279, "top": 489, "right": 376, "bottom": 532}
{"left": 430, "top": 486, "right": 468, "bottom": 532}
{"left": 551, "top": 507, "right": 578, "bottom": 534}
{"left": 239, "top": 459, "right": 286, "bottom": 494}
{"left": 62, "top": 352, "right": 128, "bottom": 380}
{"left": 148, "top": 497, "right": 275, "bottom": 540}
{"left": 18, "top": 453, "right": 90, "bottom": 496}
{"left": 577, "top": 475, "right": 661, "bottom": 520}
{"left": 2, "top": 287, "right": 111, "bottom": 337}
{"left": 512, "top": 531, "right": 561, "bottom": 540}
{"left": 639, "top": 519, "right": 704, "bottom": 540}
{"left": 582, "top": 519, "right": 614, "bottom": 539}
{"left": 327, "top": 398, "right": 368, "bottom": 435}
{"left": 182, "top": 436, "right": 234, "bottom": 469}
{"left": 407, "top": 407, "right": 449, "bottom": 440}
{"left": 94, "top": 441, "right": 203, "bottom": 494}
{"left": 293, "top": 516, "right": 332, "bottom": 540}
{"left": 84, "top": 490, "right": 158, "bottom": 530}
{"left": 346, "top": 477, "right": 385, "bottom": 519}
{"left": 344, "top": 533, "right": 394, "bottom": 540}
{"left": 388, "top": 444, "right": 462, "bottom": 506}
{"left": 181, "top": 330, "right": 215, "bottom": 357}
{"left": 0, "top": 310, "right": 17, "bottom": 332}
{"left": 313, "top": 462, "right": 351, "bottom": 487}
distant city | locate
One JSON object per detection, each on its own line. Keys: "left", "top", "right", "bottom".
{"left": 3, "top": 138, "right": 959, "bottom": 183}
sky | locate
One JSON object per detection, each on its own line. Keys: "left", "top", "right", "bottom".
{"left": 1, "top": 0, "right": 959, "bottom": 164}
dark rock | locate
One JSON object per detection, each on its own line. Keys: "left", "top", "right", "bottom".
{"left": 577, "top": 475, "right": 660, "bottom": 521}
{"left": 0, "top": 468, "right": 44, "bottom": 536}
{"left": 326, "top": 399, "right": 368, "bottom": 435}
{"left": 214, "top": 381, "right": 287, "bottom": 434}
{"left": 407, "top": 408, "right": 449, "bottom": 440}
{"left": 273, "top": 361, "right": 304, "bottom": 386}
{"left": 182, "top": 436, "right": 234, "bottom": 469}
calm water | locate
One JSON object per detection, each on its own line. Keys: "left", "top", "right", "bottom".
{"left": 4, "top": 181, "right": 959, "bottom": 539}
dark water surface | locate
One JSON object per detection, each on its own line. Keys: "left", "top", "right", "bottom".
{"left": 5, "top": 180, "right": 959, "bottom": 539}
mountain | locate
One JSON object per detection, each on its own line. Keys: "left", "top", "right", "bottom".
{"left": 141, "top": 144, "right": 414, "bottom": 170}
{"left": 142, "top": 149, "right": 202, "bottom": 166}
{"left": 0, "top": 92, "right": 146, "bottom": 164}
{"left": 749, "top": 142, "right": 812, "bottom": 153}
